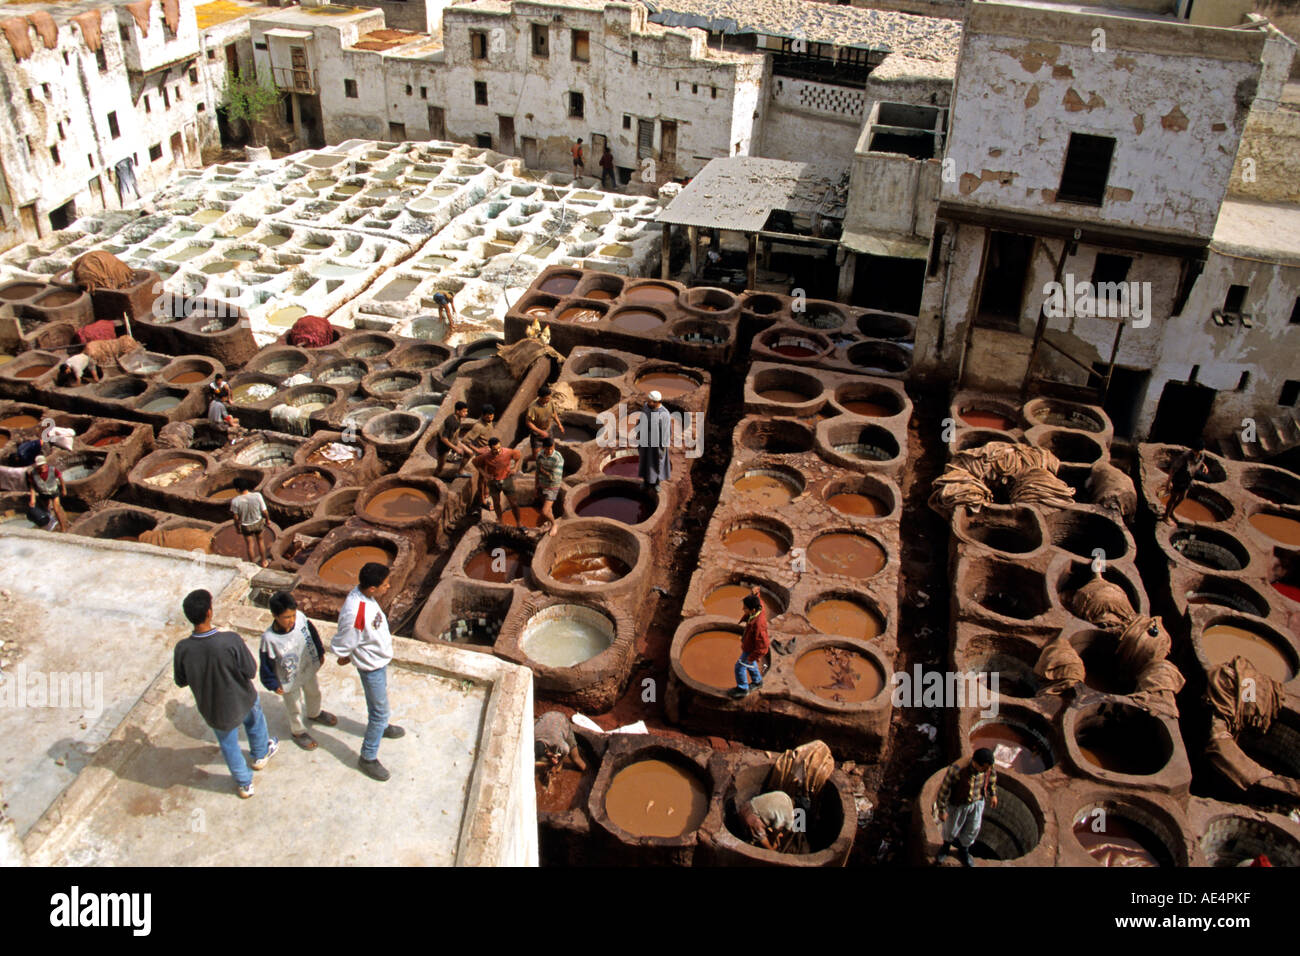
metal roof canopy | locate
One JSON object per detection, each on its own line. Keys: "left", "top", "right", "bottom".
{"left": 655, "top": 157, "right": 844, "bottom": 234}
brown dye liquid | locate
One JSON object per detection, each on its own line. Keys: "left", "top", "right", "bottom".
{"left": 1158, "top": 494, "right": 1216, "bottom": 522}
{"left": 524, "top": 306, "right": 552, "bottom": 318}
{"left": 91, "top": 434, "right": 125, "bottom": 447}
{"left": 795, "top": 647, "right": 882, "bottom": 702}
{"left": 560, "top": 424, "right": 596, "bottom": 443}
{"left": 168, "top": 370, "right": 208, "bottom": 385}
{"left": 364, "top": 486, "right": 433, "bottom": 520}
{"left": 318, "top": 545, "right": 391, "bottom": 587}
{"left": 604, "top": 759, "right": 708, "bottom": 838}
{"left": 612, "top": 309, "right": 664, "bottom": 332}
{"left": 0, "top": 283, "right": 42, "bottom": 299}
{"left": 501, "top": 506, "right": 544, "bottom": 529}
{"left": 843, "top": 400, "right": 893, "bottom": 417}
{"left": 537, "top": 766, "right": 586, "bottom": 814}
{"left": 37, "top": 290, "right": 79, "bottom": 306}
{"left": 539, "top": 276, "right": 578, "bottom": 295}
{"left": 970, "top": 723, "right": 1049, "bottom": 774}
{"left": 558, "top": 307, "right": 603, "bottom": 323}
{"left": 550, "top": 553, "right": 630, "bottom": 585}
{"left": 1077, "top": 725, "right": 1157, "bottom": 775}
{"left": 0, "top": 414, "right": 40, "bottom": 429}
{"left": 635, "top": 372, "right": 697, "bottom": 398}
{"left": 209, "top": 487, "right": 239, "bottom": 502}
{"left": 464, "top": 548, "right": 524, "bottom": 583}
{"left": 602, "top": 455, "right": 640, "bottom": 477}
{"left": 211, "top": 524, "right": 275, "bottom": 557}
{"left": 808, "top": 599, "right": 881, "bottom": 640}
{"left": 575, "top": 490, "right": 650, "bottom": 524}
{"left": 680, "top": 630, "right": 743, "bottom": 689}
{"left": 961, "top": 410, "right": 1014, "bottom": 430}
{"left": 733, "top": 473, "right": 797, "bottom": 508}
{"left": 809, "top": 533, "right": 885, "bottom": 579}
{"left": 723, "top": 526, "right": 786, "bottom": 559}
{"left": 702, "top": 585, "right": 756, "bottom": 619}
{"left": 827, "top": 492, "right": 887, "bottom": 517}
{"left": 15, "top": 364, "right": 53, "bottom": 379}
{"left": 758, "top": 388, "right": 811, "bottom": 404}
{"left": 771, "top": 344, "right": 818, "bottom": 358}
{"left": 1072, "top": 817, "right": 1163, "bottom": 867}
{"left": 1249, "top": 512, "right": 1300, "bottom": 546}
{"left": 585, "top": 289, "right": 615, "bottom": 300}
{"left": 624, "top": 285, "right": 677, "bottom": 306}
{"left": 1202, "top": 624, "right": 1292, "bottom": 682}
{"left": 277, "top": 471, "right": 331, "bottom": 503}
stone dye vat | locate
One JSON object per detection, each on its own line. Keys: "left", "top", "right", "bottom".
{"left": 666, "top": 370, "right": 909, "bottom": 757}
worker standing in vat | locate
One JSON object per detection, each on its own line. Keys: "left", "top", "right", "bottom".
{"left": 729, "top": 588, "right": 769, "bottom": 699}
{"left": 1159, "top": 443, "right": 1210, "bottom": 524}
{"left": 572, "top": 138, "right": 585, "bottom": 178}
{"left": 534, "top": 711, "right": 587, "bottom": 784}
{"left": 208, "top": 393, "right": 241, "bottom": 444}
{"left": 174, "top": 588, "right": 278, "bottom": 799}
{"left": 333, "top": 562, "right": 405, "bottom": 782}
{"left": 636, "top": 390, "right": 672, "bottom": 491}
{"left": 230, "top": 476, "right": 271, "bottom": 569}
{"left": 461, "top": 403, "right": 497, "bottom": 450}
{"left": 738, "top": 790, "right": 796, "bottom": 851}
{"left": 599, "top": 146, "right": 617, "bottom": 190}
{"left": 432, "top": 290, "right": 457, "bottom": 336}
{"left": 473, "top": 436, "right": 524, "bottom": 526}
{"left": 260, "top": 590, "right": 338, "bottom": 751}
{"left": 523, "top": 385, "right": 565, "bottom": 469}
{"left": 535, "top": 436, "right": 566, "bottom": 536}
{"left": 208, "top": 373, "right": 233, "bottom": 406}
{"left": 434, "top": 400, "right": 474, "bottom": 479}
{"left": 933, "top": 747, "right": 998, "bottom": 867}
{"left": 26, "top": 455, "right": 68, "bottom": 532}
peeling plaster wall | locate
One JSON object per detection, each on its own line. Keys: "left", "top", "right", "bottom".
{"left": 941, "top": 4, "right": 1269, "bottom": 238}
{"left": 1229, "top": 105, "right": 1300, "bottom": 202}
{"left": 0, "top": 2, "right": 207, "bottom": 248}
{"left": 757, "top": 76, "right": 867, "bottom": 168}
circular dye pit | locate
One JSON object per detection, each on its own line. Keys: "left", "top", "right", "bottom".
{"left": 623, "top": 283, "right": 677, "bottom": 306}
{"left": 808, "top": 533, "right": 885, "bottom": 579}
{"left": 795, "top": 646, "right": 883, "bottom": 703}
{"left": 232, "top": 382, "right": 278, "bottom": 405}
{"left": 550, "top": 553, "right": 630, "bottom": 585}
{"left": 602, "top": 452, "right": 640, "bottom": 477}
{"left": 842, "top": 400, "right": 895, "bottom": 418}
{"left": 364, "top": 486, "right": 434, "bottom": 521}
{"left": 723, "top": 525, "right": 788, "bottom": 559}
{"left": 520, "top": 607, "right": 614, "bottom": 667}
{"left": 611, "top": 309, "right": 664, "bottom": 333}
{"left": 91, "top": 434, "right": 126, "bottom": 447}
{"left": 768, "top": 339, "right": 821, "bottom": 358}
{"left": 1249, "top": 512, "right": 1300, "bottom": 547}
{"left": 1073, "top": 814, "right": 1167, "bottom": 867}
{"left": 464, "top": 546, "right": 526, "bottom": 582}
{"left": 168, "top": 370, "right": 209, "bottom": 385}
{"left": 559, "top": 423, "right": 597, "bottom": 443}
{"left": 807, "top": 597, "right": 882, "bottom": 640}
{"left": 733, "top": 469, "right": 801, "bottom": 508}
{"left": 276, "top": 471, "right": 331, "bottom": 503}
{"left": 211, "top": 523, "right": 275, "bottom": 558}
{"left": 1158, "top": 494, "right": 1219, "bottom": 523}
{"left": 635, "top": 371, "right": 698, "bottom": 398}
{"left": 501, "top": 506, "right": 545, "bottom": 529}
{"left": 539, "top": 275, "right": 578, "bottom": 295}
{"left": 266, "top": 305, "right": 306, "bottom": 328}
{"left": 758, "top": 387, "right": 815, "bottom": 404}
{"left": 209, "top": 487, "right": 240, "bottom": 502}
{"left": 14, "top": 364, "right": 54, "bottom": 379}
{"left": 0, "top": 414, "right": 40, "bottom": 429}
{"left": 574, "top": 487, "right": 653, "bottom": 524}
{"left": 604, "top": 759, "right": 708, "bottom": 839}
{"left": 139, "top": 395, "right": 182, "bottom": 413}
{"left": 961, "top": 410, "right": 1015, "bottom": 430}
{"left": 703, "top": 584, "right": 781, "bottom": 619}
{"left": 306, "top": 442, "right": 361, "bottom": 468}
{"left": 827, "top": 492, "right": 888, "bottom": 517}
{"left": 680, "top": 630, "right": 743, "bottom": 689}
{"left": 557, "top": 306, "right": 604, "bottom": 323}
{"left": 1202, "top": 623, "right": 1294, "bottom": 682}
{"left": 1076, "top": 718, "right": 1167, "bottom": 776}
{"left": 318, "top": 545, "right": 391, "bottom": 588}
{"left": 970, "top": 722, "right": 1052, "bottom": 774}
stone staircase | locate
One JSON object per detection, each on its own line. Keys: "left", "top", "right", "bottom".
{"left": 1211, "top": 409, "right": 1300, "bottom": 461}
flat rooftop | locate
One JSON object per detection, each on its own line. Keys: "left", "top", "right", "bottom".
{"left": 657, "top": 156, "right": 847, "bottom": 232}
{"left": 1211, "top": 198, "right": 1300, "bottom": 268}
{"left": 646, "top": 0, "right": 962, "bottom": 60}
{"left": 195, "top": 0, "right": 276, "bottom": 29}
{"left": 2, "top": 530, "right": 537, "bottom": 867}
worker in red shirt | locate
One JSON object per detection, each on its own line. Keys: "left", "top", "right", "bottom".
{"left": 473, "top": 436, "right": 523, "bottom": 526}
{"left": 729, "top": 586, "right": 769, "bottom": 699}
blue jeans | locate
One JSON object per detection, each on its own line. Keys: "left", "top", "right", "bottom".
{"left": 735, "top": 654, "right": 763, "bottom": 690}
{"left": 214, "top": 697, "right": 269, "bottom": 789}
{"left": 358, "top": 665, "right": 390, "bottom": 760}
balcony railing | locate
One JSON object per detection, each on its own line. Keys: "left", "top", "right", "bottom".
{"left": 271, "top": 66, "right": 318, "bottom": 94}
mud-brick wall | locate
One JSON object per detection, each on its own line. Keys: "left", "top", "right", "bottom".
{"left": 1228, "top": 106, "right": 1300, "bottom": 203}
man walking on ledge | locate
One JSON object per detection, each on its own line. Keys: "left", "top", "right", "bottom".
{"left": 333, "top": 562, "right": 405, "bottom": 781}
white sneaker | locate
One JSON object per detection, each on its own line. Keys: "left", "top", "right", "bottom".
{"left": 250, "top": 737, "right": 279, "bottom": 771}
{"left": 237, "top": 782, "right": 255, "bottom": 799}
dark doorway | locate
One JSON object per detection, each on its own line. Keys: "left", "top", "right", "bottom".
{"left": 427, "top": 106, "right": 445, "bottom": 140}
{"left": 852, "top": 253, "right": 925, "bottom": 315}
{"left": 977, "top": 231, "right": 1034, "bottom": 329}
{"left": 388, "top": 122, "right": 407, "bottom": 141}
{"left": 1149, "top": 381, "right": 1216, "bottom": 446}
{"left": 48, "top": 200, "right": 76, "bottom": 231}
{"left": 1092, "top": 364, "right": 1150, "bottom": 439}
{"left": 659, "top": 120, "right": 677, "bottom": 177}
{"left": 520, "top": 136, "right": 538, "bottom": 168}
{"left": 498, "top": 115, "right": 515, "bottom": 155}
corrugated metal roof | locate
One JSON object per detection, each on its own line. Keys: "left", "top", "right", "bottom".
{"left": 655, "top": 157, "right": 843, "bottom": 232}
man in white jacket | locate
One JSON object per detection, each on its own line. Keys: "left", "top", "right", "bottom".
{"left": 331, "top": 562, "right": 405, "bottom": 781}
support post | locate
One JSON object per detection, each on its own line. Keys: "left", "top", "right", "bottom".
{"left": 661, "top": 222, "right": 671, "bottom": 279}
{"left": 746, "top": 232, "right": 757, "bottom": 291}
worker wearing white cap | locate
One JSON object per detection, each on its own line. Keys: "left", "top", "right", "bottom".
{"left": 26, "top": 454, "right": 68, "bottom": 531}
{"left": 637, "top": 389, "right": 672, "bottom": 490}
